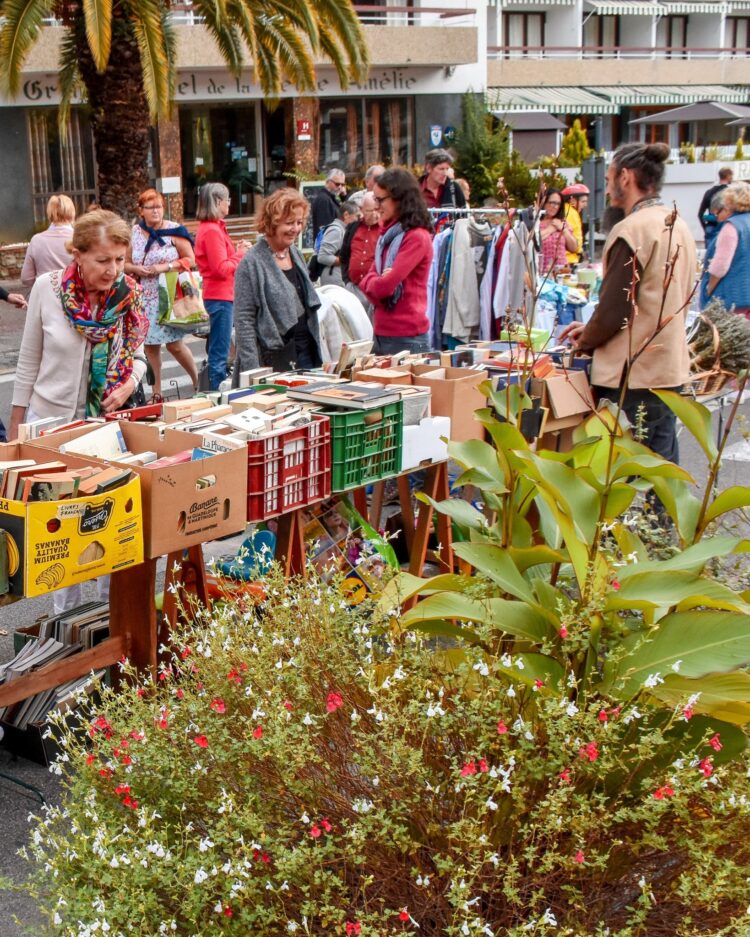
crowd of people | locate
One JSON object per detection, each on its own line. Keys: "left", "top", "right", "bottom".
{"left": 2, "top": 143, "right": 749, "bottom": 476}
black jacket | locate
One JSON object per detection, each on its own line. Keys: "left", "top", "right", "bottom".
{"left": 698, "top": 183, "right": 727, "bottom": 230}
{"left": 338, "top": 221, "right": 360, "bottom": 283}
{"left": 312, "top": 187, "right": 342, "bottom": 240}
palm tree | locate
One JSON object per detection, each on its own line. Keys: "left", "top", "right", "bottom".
{"left": 0, "top": 0, "right": 368, "bottom": 216}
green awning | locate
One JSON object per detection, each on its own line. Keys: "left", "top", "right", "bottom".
{"left": 487, "top": 87, "right": 619, "bottom": 114}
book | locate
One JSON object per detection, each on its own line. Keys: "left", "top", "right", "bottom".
{"left": 146, "top": 450, "right": 193, "bottom": 469}
{"left": 76, "top": 466, "right": 133, "bottom": 495}
{"left": 287, "top": 381, "right": 400, "bottom": 411}
{"left": 237, "top": 367, "right": 274, "bottom": 388}
{"left": 221, "top": 410, "right": 271, "bottom": 435}
{"left": 59, "top": 422, "right": 127, "bottom": 460}
{"left": 22, "top": 471, "right": 81, "bottom": 503}
{"left": 200, "top": 431, "right": 247, "bottom": 453}
{"left": 118, "top": 451, "right": 158, "bottom": 465}
{"left": 336, "top": 339, "right": 374, "bottom": 374}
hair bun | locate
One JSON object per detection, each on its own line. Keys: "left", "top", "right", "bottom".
{"left": 644, "top": 142, "right": 671, "bottom": 163}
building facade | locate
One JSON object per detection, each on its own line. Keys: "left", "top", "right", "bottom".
{"left": 0, "top": 0, "right": 747, "bottom": 240}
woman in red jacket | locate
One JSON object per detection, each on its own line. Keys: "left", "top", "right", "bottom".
{"left": 360, "top": 169, "right": 434, "bottom": 355}
{"left": 194, "top": 183, "right": 250, "bottom": 389}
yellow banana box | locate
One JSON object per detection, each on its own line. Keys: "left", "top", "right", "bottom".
{"left": 0, "top": 444, "right": 143, "bottom": 599}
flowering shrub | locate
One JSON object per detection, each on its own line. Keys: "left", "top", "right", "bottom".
{"left": 14, "top": 568, "right": 750, "bottom": 936}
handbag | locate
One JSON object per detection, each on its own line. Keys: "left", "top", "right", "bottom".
{"left": 158, "top": 270, "right": 209, "bottom": 330}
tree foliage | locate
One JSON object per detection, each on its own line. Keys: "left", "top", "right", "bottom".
{"left": 558, "top": 118, "right": 592, "bottom": 167}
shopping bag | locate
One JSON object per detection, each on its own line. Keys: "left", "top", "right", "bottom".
{"left": 157, "top": 270, "right": 210, "bottom": 330}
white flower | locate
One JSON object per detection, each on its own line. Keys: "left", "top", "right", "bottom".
{"left": 506, "top": 686, "right": 516, "bottom": 698}
{"left": 198, "top": 837, "right": 214, "bottom": 853}
{"left": 302, "top": 713, "right": 314, "bottom": 726}
{"left": 486, "top": 797, "right": 498, "bottom": 811}
{"left": 671, "top": 659, "right": 683, "bottom": 672}
{"left": 566, "top": 702, "right": 578, "bottom": 718}
{"left": 473, "top": 661, "right": 489, "bottom": 677}
{"left": 194, "top": 867, "right": 209, "bottom": 884}
{"left": 644, "top": 672, "right": 664, "bottom": 688}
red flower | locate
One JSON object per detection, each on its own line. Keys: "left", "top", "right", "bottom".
{"left": 682, "top": 705, "right": 694, "bottom": 721}
{"left": 253, "top": 725, "right": 263, "bottom": 740}
{"left": 598, "top": 710, "right": 608, "bottom": 723}
{"left": 326, "top": 691, "right": 344, "bottom": 713}
{"left": 130, "top": 731, "right": 144, "bottom": 741}
{"left": 321, "top": 818, "right": 333, "bottom": 833}
{"left": 239, "top": 662, "right": 248, "bottom": 672}
{"left": 121, "top": 755, "right": 132, "bottom": 766}
{"left": 399, "top": 909, "right": 410, "bottom": 922}
{"left": 176, "top": 688, "right": 185, "bottom": 700}
{"left": 612, "top": 580, "right": 621, "bottom": 591}
{"left": 653, "top": 785, "right": 674, "bottom": 800}
{"left": 261, "top": 851, "right": 270, "bottom": 864}
{"left": 86, "top": 753, "right": 96, "bottom": 765}
{"left": 227, "top": 669, "right": 241, "bottom": 685}
{"left": 559, "top": 626, "right": 569, "bottom": 639}
{"left": 283, "top": 700, "right": 293, "bottom": 711}
{"left": 460, "top": 761, "right": 477, "bottom": 777}
{"left": 559, "top": 768, "right": 571, "bottom": 784}
{"left": 137, "top": 688, "right": 145, "bottom": 698}
{"left": 181, "top": 646, "right": 191, "bottom": 659}
{"left": 122, "top": 794, "right": 139, "bottom": 810}
{"left": 574, "top": 850, "right": 585, "bottom": 864}
{"left": 478, "top": 758, "right": 489, "bottom": 773}
{"left": 346, "top": 923, "right": 362, "bottom": 936}
{"left": 115, "top": 784, "right": 130, "bottom": 795}
{"left": 155, "top": 709, "right": 169, "bottom": 730}
{"left": 193, "top": 735, "right": 209, "bottom": 748}
{"left": 310, "top": 824, "right": 322, "bottom": 839}
{"left": 709, "top": 734, "right": 722, "bottom": 752}
{"left": 223, "top": 907, "right": 233, "bottom": 918}
{"left": 99, "top": 767, "right": 113, "bottom": 778}
{"left": 534, "top": 679, "right": 544, "bottom": 689}
{"left": 699, "top": 757, "right": 713, "bottom": 778}
{"left": 578, "top": 742, "right": 599, "bottom": 763}
{"left": 497, "top": 720, "right": 508, "bottom": 735}
{"left": 210, "top": 698, "right": 226, "bottom": 714}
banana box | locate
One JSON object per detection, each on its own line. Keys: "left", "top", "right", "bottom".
{"left": 0, "top": 444, "right": 143, "bottom": 599}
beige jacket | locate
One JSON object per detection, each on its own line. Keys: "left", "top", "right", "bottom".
{"left": 591, "top": 204, "right": 696, "bottom": 390}
{"left": 12, "top": 271, "right": 147, "bottom": 420}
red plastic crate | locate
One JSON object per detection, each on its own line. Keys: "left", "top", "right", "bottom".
{"left": 246, "top": 414, "right": 331, "bottom": 521}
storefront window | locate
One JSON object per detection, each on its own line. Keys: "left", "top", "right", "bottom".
{"left": 319, "top": 97, "right": 414, "bottom": 175}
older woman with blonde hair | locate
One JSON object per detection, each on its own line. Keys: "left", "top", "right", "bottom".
{"left": 21, "top": 194, "right": 76, "bottom": 285}
{"left": 704, "top": 181, "right": 750, "bottom": 318}
{"left": 11, "top": 209, "right": 148, "bottom": 437}
{"left": 233, "top": 188, "right": 322, "bottom": 373}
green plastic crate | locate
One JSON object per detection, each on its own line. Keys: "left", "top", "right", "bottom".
{"left": 328, "top": 401, "right": 404, "bottom": 491}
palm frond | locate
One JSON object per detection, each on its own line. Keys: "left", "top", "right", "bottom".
{"left": 82, "top": 0, "right": 113, "bottom": 71}
{"left": 0, "top": 0, "right": 54, "bottom": 95}
{"left": 315, "top": 0, "right": 368, "bottom": 83}
{"left": 256, "top": 16, "right": 316, "bottom": 90}
{"left": 129, "top": 0, "right": 172, "bottom": 117}
{"left": 57, "top": 25, "right": 84, "bottom": 137}
{"left": 192, "top": 0, "right": 245, "bottom": 75}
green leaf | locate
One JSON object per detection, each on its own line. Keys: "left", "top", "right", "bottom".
{"left": 400, "top": 593, "right": 553, "bottom": 643}
{"left": 603, "top": 610, "right": 750, "bottom": 697}
{"left": 703, "top": 486, "right": 750, "bottom": 527}
{"left": 417, "top": 494, "right": 490, "bottom": 533}
{"left": 650, "top": 477, "right": 701, "bottom": 544}
{"left": 604, "top": 570, "right": 750, "bottom": 615}
{"left": 604, "top": 483, "right": 637, "bottom": 520}
{"left": 408, "top": 619, "right": 482, "bottom": 645}
{"left": 652, "top": 390, "right": 719, "bottom": 462}
{"left": 452, "top": 542, "right": 534, "bottom": 603}
{"left": 452, "top": 467, "right": 507, "bottom": 494}
{"left": 496, "top": 652, "right": 564, "bottom": 689}
{"left": 611, "top": 523, "right": 649, "bottom": 563}
{"left": 648, "top": 671, "right": 750, "bottom": 725}
{"left": 610, "top": 454, "right": 693, "bottom": 482}
{"left": 616, "top": 537, "right": 749, "bottom": 579}
{"left": 507, "top": 545, "right": 565, "bottom": 573}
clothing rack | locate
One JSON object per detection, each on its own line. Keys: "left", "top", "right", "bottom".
{"left": 427, "top": 207, "right": 509, "bottom": 215}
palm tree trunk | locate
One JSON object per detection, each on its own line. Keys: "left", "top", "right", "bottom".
{"left": 76, "top": 9, "right": 152, "bottom": 218}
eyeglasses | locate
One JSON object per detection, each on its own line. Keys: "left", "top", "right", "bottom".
{"left": 374, "top": 195, "right": 392, "bottom": 206}
{"left": 142, "top": 204, "right": 163, "bottom": 211}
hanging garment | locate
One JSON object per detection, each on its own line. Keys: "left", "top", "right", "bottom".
{"left": 442, "top": 218, "right": 491, "bottom": 344}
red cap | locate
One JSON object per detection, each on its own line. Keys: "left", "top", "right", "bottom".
{"left": 562, "top": 183, "right": 590, "bottom": 196}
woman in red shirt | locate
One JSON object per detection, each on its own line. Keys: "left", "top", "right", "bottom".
{"left": 194, "top": 183, "right": 250, "bottom": 389}
{"left": 360, "top": 169, "right": 434, "bottom": 355}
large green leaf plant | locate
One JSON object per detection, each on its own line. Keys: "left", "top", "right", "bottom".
{"left": 380, "top": 381, "right": 750, "bottom": 775}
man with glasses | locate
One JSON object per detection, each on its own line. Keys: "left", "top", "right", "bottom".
{"left": 312, "top": 168, "right": 347, "bottom": 240}
{"left": 340, "top": 192, "right": 380, "bottom": 312}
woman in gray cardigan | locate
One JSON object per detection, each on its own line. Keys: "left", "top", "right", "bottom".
{"left": 234, "top": 189, "right": 322, "bottom": 375}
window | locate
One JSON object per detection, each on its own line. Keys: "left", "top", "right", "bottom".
{"left": 502, "top": 13, "right": 545, "bottom": 55}
{"left": 656, "top": 15, "right": 688, "bottom": 56}
{"left": 26, "top": 109, "right": 97, "bottom": 225}
{"left": 318, "top": 97, "right": 413, "bottom": 173}
{"left": 583, "top": 14, "right": 619, "bottom": 56}
{"left": 726, "top": 17, "right": 750, "bottom": 52}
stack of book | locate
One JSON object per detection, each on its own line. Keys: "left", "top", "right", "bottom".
{"left": 0, "top": 456, "right": 133, "bottom": 502}
{"left": 0, "top": 602, "right": 109, "bottom": 731}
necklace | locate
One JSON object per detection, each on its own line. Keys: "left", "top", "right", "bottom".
{"left": 273, "top": 247, "right": 290, "bottom": 260}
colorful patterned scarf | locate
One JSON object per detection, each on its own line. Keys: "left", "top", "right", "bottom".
{"left": 59, "top": 262, "right": 147, "bottom": 416}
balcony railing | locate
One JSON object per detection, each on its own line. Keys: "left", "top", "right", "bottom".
{"left": 488, "top": 44, "right": 749, "bottom": 58}
{"left": 167, "top": 3, "right": 476, "bottom": 26}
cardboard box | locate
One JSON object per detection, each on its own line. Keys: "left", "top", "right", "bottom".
{"left": 530, "top": 370, "right": 595, "bottom": 421}
{"left": 0, "top": 443, "right": 143, "bottom": 598}
{"left": 402, "top": 417, "right": 450, "bottom": 472}
{"left": 395, "top": 365, "right": 488, "bottom": 442}
{"left": 29, "top": 423, "right": 247, "bottom": 558}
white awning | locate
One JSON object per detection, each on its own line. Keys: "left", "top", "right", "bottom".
{"left": 585, "top": 0, "right": 666, "bottom": 12}
{"left": 502, "top": 0, "right": 577, "bottom": 4}
{"left": 591, "top": 85, "right": 750, "bottom": 105}
{"left": 660, "top": 1, "right": 727, "bottom": 10}
{"left": 487, "top": 86, "right": 619, "bottom": 114}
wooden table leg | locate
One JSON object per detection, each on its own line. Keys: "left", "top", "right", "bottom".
{"left": 397, "top": 476, "right": 415, "bottom": 554}
{"left": 109, "top": 558, "right": 158, "bottom": 678}
{"left": 162, "top": 545, "right": 211, "bottom": 635}
{"left": 351, "top": 486, "right": 368, "bottom": 520}
{"left": 407, "top": 462, "right": 453, "bottom": 578}
{"left": 370, "top": 481, "right": 385, "bottom": 530}
{"left": 433, "top": 461, "right": 453, "bottom": 574}
{"left": 275, "top": 510, "right": 306, "bottom": 577}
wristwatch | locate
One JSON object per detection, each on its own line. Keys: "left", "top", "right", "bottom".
{"left": 167, "top": 261, "right": 173, "bottom": 271}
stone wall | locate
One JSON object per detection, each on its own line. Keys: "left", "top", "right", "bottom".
{"left": 0, "top": 244, "right": 28, "bottom": 281}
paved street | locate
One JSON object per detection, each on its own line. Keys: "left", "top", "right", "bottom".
{"left": 0, "top": 283, "right": 749, "bottom": 935}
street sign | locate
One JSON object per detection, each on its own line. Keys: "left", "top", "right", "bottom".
{"left": 429, "top": 125, "right": 443, "bottom": 147}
